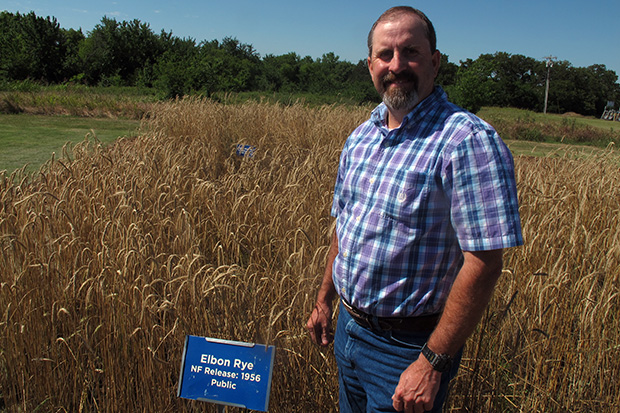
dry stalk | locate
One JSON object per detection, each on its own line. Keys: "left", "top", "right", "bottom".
{"left": 1, "top": 99, "right": 618, "bottom": 411}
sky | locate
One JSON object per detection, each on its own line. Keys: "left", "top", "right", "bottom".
{"left": 2, "top": 0, "right": 620, "bottom": 79}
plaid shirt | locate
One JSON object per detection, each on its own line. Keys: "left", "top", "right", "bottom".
{"left": 331, "top": 87, "right": 523, "bottom": 317}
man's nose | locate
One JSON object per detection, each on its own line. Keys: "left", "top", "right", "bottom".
{"left": 388, "top": 51, "right": 408, "bottom": 73}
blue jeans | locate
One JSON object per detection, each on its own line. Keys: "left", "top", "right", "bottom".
{"left": 334, "top": 302, "right": 462, "bottom": 413}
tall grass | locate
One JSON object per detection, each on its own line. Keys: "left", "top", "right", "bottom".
{"left": 0, "top": 84, "right": 156, "bottom": 119}
{"left": 1, "top": 99, "right": 618, "bottom": 411}
{"left": 450, "top": 152, "right": 620, "bottom": 411}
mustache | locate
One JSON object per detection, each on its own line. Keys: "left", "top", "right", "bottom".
{"left": 382, "top": 71, "right": 417, "bottom": 86}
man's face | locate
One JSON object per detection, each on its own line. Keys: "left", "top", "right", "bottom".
{"left": 367, "top": 14, "right": 440, "bottom": 114}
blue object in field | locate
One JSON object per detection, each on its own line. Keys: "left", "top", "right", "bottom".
{"left": 177, "top": 335, "right": 275, "bottom": 412}
{"left": 236, "top": 144, "right": 256, "bottom": 158}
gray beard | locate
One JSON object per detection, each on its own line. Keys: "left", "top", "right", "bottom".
{"left": 382, "top": 86, "right": 420, "bottom": 113}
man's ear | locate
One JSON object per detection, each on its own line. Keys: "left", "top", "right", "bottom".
{"left": 432, "top": 50, "right": 441, "bottom": 78}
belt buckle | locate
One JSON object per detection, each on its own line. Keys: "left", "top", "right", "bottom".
{"left": 344, "top": 300, "right": 373, "bottom": 330}
{"left": 343, "top": 299, "right": 394, "bottom": 332}
{"left": 359, "top": 311, "right": 392, "bottom": 332}
{"left": 360, "top": 316, "right": 374, "bottom": 330}
{"left": 353, "top": 308, "right": 374, "bottom": 330}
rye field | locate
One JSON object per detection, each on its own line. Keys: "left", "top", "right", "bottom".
{"left": 1, "top": 98, "right": 619, "bottom": 412}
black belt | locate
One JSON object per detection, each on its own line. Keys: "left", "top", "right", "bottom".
{"left": 342, "top": 299, "right": 439, "bottom": 332}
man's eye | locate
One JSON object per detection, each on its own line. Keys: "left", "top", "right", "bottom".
{"left": 379, "top": 51, "right": 393, "bottom": 61}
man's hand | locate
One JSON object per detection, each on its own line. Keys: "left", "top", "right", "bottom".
{"left": 392, "top": 249, "right": 504, "bottom": 412}
{"left": 392, "top": 357, "right": 441, "bottom": 413}
{"left": 307, "top": 227, "right": 339, "bottom": 346}
{"left": 306, "top": 300, "right": 334, "bottom": 346}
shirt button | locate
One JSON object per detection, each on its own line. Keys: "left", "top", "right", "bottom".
{"left": 369, "top": 177, "right": 375, "bottom": 184}
{"left": 356, "top": 215, "right": 361, "bottom": 222}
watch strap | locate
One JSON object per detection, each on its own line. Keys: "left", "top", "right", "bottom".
{"left": 421, "top": 343, "right": 453, "bottom": 373}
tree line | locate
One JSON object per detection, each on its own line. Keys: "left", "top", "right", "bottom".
{"left": 1, "top": 11, "right": 619, "bottom": 116}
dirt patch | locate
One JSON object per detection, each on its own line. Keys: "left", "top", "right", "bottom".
{"left": 562, "top": 112, "right": 584, "bottom": 118}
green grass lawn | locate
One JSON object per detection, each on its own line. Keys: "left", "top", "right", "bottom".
{"left": 478, "top": 106, "right": 619, "bottom": 131}
{"left": 0, "top": 114, "right": 140, "bottom": 174}
{"left": 478, "top": 106, "right": 620, "bottom": 138}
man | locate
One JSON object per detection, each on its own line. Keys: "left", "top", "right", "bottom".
{"left": 307, "top": 6, "right": 523, "bottom": 413}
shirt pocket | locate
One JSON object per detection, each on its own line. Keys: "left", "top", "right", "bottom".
{"left": 382, "top": 170, "right": 432, "bottom": 228}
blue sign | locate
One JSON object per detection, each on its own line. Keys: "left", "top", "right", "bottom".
{"left": 235, "top": 144, "right": 257, "bottom": 158}
{"left": 177, "top": 336, "right": 275, "bottom": 411}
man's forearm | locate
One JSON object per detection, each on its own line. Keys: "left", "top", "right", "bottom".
{"left": 307, "top": 227, "right": 340, "bottom": 346}
{"left": 316, "top": 228, "right": 339, "bottom": 304}
{"left": 426, "top": 249, "right": 504, "bottom": 357}
{"left": 392, "top": 249, "right": 504, "bottom": 411}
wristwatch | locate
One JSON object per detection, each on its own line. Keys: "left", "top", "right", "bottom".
{"left": 421, "top": 343, "right": 453, "bottom": 373}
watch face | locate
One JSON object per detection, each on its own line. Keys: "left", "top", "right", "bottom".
{"left": 434, "top": 355, "right": 451, "bottom": 372}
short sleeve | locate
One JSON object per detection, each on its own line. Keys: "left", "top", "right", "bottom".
{"left": 443, "top": 128, "right": 523, "bottom": 251}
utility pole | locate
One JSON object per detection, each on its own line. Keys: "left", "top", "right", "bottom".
{"left": 543, "top": 55, "right": 556, "bottom": 114}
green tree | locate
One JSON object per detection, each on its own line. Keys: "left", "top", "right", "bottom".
{"left": 0, "top": 11, "right": 74, "bottom": 82}
{"left": 62, "top": 28, "right": 86, "bottom": 81}
{"left": 79, "top": 17, "right": 122, "bottom": 84}
{"left": 153, "top": 36, "right": 198, "bottom": 98}
{"left": 297, "top": 53, "right": 360, "bottom": 95}
{"left": 260, "top": 52, "right": 302, "bottom": 92}
{"left": 450, "top": 56, "right": 496, "bottom": 113}
{"left": 345, "top": 59, "right": 379, "bottom": 103}
{"left": 583, "top": 64, "right": 619, "bottom": 116}
{"left": 436, "top": 53, "right": 458, "bottom": 89}
{"left": 154, "top": 36, "right": 258, "bottom": 98}
{"left": 490, "top": 52, "right": 541, "bottom": 109}
{"left": 179, "top": 37, "right": 262, "bottom": 95}
{"left": 543, "top": 60, "right": 578, "bottom": 114}
{"left": 79, "top": 17, "right": 166, "bottom": 85}
{"left": 535, "top": 60, "right": 619, "bottom": 116}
